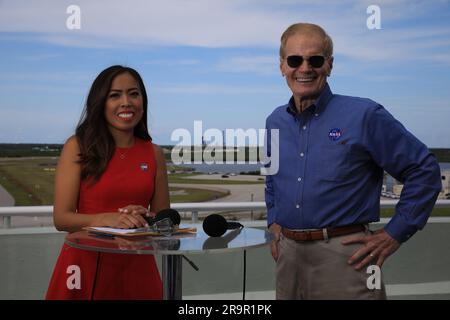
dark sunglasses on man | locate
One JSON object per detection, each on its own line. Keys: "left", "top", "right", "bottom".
{"left": 286, "top": 55, "right": 326, "bottom": 69}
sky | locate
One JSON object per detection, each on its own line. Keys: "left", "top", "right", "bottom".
{"left": 0, "top": 0, "right": 449, "bottom": 147}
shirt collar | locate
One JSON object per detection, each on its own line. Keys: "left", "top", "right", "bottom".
{"left": 286, "top": 83, "right": 333, "bottom": 117}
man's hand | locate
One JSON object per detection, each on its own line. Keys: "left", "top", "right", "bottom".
{"left": 269, "top": 223, "right": 282, "bottom": 261}
{"left": 341, "top": 228, "right": 400, "bottom": 270}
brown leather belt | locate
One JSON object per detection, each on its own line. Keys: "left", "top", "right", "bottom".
{"left": 281, "top": 224, "right": 365, "bottom": 241}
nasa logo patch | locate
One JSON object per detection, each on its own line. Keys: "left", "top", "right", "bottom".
{"left": 328, "top": 128, "right": 342, "bottom": 141}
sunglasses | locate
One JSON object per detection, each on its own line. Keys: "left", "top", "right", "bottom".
{"left": 286, "top": 55, "right": 326, "bottom": 69}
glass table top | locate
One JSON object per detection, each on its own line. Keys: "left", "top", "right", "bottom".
{"left": 65, "top": 224, "right": 273, "bottom": 255}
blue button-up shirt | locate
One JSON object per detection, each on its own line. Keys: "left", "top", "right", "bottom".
{"left": 264, "top": 83, "right": 441, "bottom": 243}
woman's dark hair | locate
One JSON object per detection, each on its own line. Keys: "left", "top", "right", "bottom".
{"left": 76, "top": 65, "right": 151, "bottom": 183}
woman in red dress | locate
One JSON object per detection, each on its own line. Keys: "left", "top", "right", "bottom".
{"left": 46, "top": 65, "right": 169, "bottom": 299}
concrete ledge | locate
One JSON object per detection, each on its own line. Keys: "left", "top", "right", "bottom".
{"left": 0, "top": 226, "right": 61, "bottom": 236}
{"left": 183, "top": 281, "right": 450, "bottom": 300}
{"left": 1, "top": 217, "right": 449, "bottom": 236}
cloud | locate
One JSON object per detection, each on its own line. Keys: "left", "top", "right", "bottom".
{"left": 152, "top": 83, "right": 283, "bottom": 95}
{"left": 216, "top": 55, "right": 279, "bottom": 75}
{"left": 19, "top": 53, "right": 62, "bottom": 61}
{"left": 430, "top": 53, "right": 450, "bottom": 65}
{"left": 143, "top": 59, "right": 201, "bottom": 66}
{"left": 1, "top": 0, "right": 449, "bottom": 65}
{"left": 0, "top": 0, "right": 285, "bottom": 47}
{"left": 0, "top": 71, "right": 92, "bottom": 83}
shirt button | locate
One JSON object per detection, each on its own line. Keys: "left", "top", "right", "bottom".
{"left": 302, "top": 125, "right": 307, "bottom": 130}
{"left": 314, "top": 113, "right": 319, "bottom": 117}
{"left": 300, "top": 152, "right": 304, "bottom": 157}
{"left": 297, "top": 177, "right": 302, "bottom": 182}
{"left": 296, "top": 204, "right": 300, "bottom": 209}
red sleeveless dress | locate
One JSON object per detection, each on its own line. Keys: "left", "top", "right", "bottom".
{"left": 46, "top": 138, "right": 163, "bottom": 299}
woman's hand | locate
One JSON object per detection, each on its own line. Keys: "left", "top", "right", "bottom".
{"left": 118, "top": 205, "right": 153, "bottom": 217}
{"left": 99, "top": 205, "right": 155, "bottom": 229}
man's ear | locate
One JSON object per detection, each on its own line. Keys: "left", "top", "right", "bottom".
{"left": 279, "top": 57, "right": 285, "bottom": 76}
{"left": 328, "top": 56, "right": 334, "bottom": 76}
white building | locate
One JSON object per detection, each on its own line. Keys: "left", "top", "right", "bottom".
{"left": 440, "top": 170, "right": 450, "bottom": 199}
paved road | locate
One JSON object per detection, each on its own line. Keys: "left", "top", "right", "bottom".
{"left": 169, "top": 182, "right": 265, "bottom": 220}
{"left": 169, "top": 183, "right": 265, "bottom": 202}
{"left": 182, "top": 174, "right": 265, "bottom": 182}
{"left": 0, "top": 183, "right": 14, "bottom": 206}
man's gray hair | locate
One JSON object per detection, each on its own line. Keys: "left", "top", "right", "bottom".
{"left": 279, "top": 23, "right": 333, "bottom": 58}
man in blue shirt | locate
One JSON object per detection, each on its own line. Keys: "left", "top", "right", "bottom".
{"left": 265, "top": 23, "right": 442, "bottom": 299}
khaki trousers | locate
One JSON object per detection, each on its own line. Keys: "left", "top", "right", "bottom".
{"left": 276, "top": 230, "right": 387, "bottom": 300}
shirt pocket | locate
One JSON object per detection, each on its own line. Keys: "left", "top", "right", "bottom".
{"left": 314, "top": 144, "right": 351, "bottom": 182}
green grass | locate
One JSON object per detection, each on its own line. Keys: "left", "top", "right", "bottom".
{"left": 0, "top": 157, "right": 232, "bottom": 205}
{"left": 168, "top": 173, "right": 265, "bottom": 185}
{"left": 2, "top": 144, "right": 449, "bottom": 162}
{"left": 166, "top": 165, "right": 195, "bottom": 173}
{"left": 170, "top": 187, "right": 229, "bottom": 203}
{"left": 380, "top": 207, "right": 450, "bottom": 218}
{"left": 0, "top": 157, "right": 448, "bottom": 217}
{"left": 0, "top": 158, "right": 57, "bottom": 205}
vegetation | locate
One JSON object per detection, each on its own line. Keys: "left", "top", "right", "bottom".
{"left": 170, "top": 187, "right": 229, "bottom": 203}
{"left": 0, "top": 144, "right": 448, "bottom": 217}
{"left": 0, "top": 158, "right": 56, "bottom": 205}
{"left": 168, "top": 173, "right": 264, "bottom": 185}
{"left": 0, "top": 144, "right": 62, "bottom": 157}
{"left": 431, "top": 148, "right": 450, "bottom": 162}
{"left": 0, "top": 158, "right": 241, "bottom": 206}
{"left": 2, "top": 144, "right": 449, "bottom": 162}
{"left": 380, "top": 207, "right": 450, "bottom": 218}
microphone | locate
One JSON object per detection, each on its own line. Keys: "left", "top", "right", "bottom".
{"left": 202, "top": 227, "right": 242, "bottom": 249}
{"left": 145, "top": 208, "right": 181, "bottom": 226}
{"left": 202, "top": 214, "right": 243, "bottom": 237}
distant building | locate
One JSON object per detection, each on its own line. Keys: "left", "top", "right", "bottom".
{"left": 393, "top": 185, "right": 403, "bottom": 197}
{"left": 388, "top": 170, "right": 449, "bottom": 200}
{"left": 32, "top": 145, "right": 59, "bottom": 152}
{"left": 439, "top": 170, "right": 450, "bottom": 199}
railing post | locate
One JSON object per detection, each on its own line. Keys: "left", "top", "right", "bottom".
{"left": 3, "top": 216, "right": 11, "bottom": 228}
{"left": 250, "top": 193, "right": 254, "bottom": 221}
{"left": 191, "top": 211, "right": 198, "bottom": 223}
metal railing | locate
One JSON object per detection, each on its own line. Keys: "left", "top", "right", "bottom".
{"left": 1, "top": 200, "right": 450, "bottom": 229}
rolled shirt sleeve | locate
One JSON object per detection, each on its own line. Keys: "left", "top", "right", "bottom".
{"left": 364, "top": 105, "right": 442, "bottom": 242}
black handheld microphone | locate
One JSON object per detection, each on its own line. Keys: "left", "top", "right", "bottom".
{"left": 202, "top": 214, "right": 243, "bottom": 237}
{"left": 145, "top": 208, "right": 181, "bottom": 226}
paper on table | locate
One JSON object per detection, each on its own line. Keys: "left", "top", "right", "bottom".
{"left": 84, "top": 226, "right": 197, "bottom": 237}
{"left": 88, "top": 227, "right": 148, "bottom": 234}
